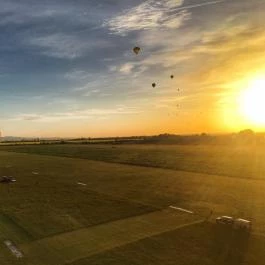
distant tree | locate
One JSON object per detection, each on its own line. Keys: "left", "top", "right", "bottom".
{"left": 238, "top": 129, "right": 254, "bottom": 136}
{"left": 238, "top": 129, "right": 255, "bottom": 145}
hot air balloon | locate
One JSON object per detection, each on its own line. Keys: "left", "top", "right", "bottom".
{"left": 152, "top": 83, "right": 156, "bottom": 88}
{"left": 133, "top": 47, "right": 141, "bottom": 55}
{"left": 170, "top": 75, "right": 174, "bottom": 79}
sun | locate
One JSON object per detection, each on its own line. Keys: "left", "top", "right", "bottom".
{"left": 239, "top": 78, "right": 265, "bottom": 126}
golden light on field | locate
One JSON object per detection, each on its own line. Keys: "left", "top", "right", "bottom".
{"left": 239, "top": 78, "right": 265, "bottom": 126}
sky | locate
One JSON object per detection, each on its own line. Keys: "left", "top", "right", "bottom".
{"left": 0, "top": 0, "right": 265, "bottom": 137}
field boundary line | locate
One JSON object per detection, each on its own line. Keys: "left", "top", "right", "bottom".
{"left": 169, "top": 206, "right": 194, "bottom": 214}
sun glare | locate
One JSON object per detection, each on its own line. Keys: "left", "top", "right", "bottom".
{"left": 239, "top": 78, "right": 265, "bottom": 126}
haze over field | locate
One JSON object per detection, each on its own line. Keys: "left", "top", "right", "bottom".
{"left": 0, "top": 0, "right": 265, "bottom": 137}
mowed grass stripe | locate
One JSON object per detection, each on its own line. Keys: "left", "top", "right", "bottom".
{"left": 20, "top": 210, "right": 202, "bottom": 265}
{"left": 0, "top": 213, "right": 34, "bottom": 244}
{"left": 69, "top": 223, "right": 265, "bottom": 265}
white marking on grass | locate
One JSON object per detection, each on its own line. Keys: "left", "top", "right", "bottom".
{"left": 32, "top": 172, "right": 39, "bottom": 175}
{"left": 169, "top": 206, "right": 194, "bottom": 214}
{"left": 4, "top": 240, "right": 23, "bottom": 258}
{"left": 77, "top": 182, "right": 87, "bottom": 186}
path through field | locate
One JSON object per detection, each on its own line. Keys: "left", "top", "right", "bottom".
{"left": 20, "top": 209, "right": 203, "bottom": 265}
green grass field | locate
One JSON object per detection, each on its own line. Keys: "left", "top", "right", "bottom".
{"left": 0, "top": 144, "right": 265, "bottom": 264}
{"left": 71, "top": 223, "right": 265, "bottom": 265}
{"left": 1, "top": 144, "right": 265, "bottom": 179}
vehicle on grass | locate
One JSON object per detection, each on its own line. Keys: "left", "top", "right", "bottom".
{"left": 234, "top": 218, "right": 252, "bottom": 230}
{"left": 0, "top": 176, "right": 16, "bottom": 183}
{"left": 216, "top": 216, "right": 252, "bottom": 231}
{"left": 216, "top": 216, "right": 234, "bottom": 225}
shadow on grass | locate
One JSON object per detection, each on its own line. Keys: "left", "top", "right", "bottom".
{"left": 210, "top": 224, "right": 250, "bottom": 265}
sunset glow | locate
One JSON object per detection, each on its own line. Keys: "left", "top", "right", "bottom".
{"left": 239, "top": 78, "right": 265, "bottom": 127}
{"left": 0, "top": 0, "right": 264, "bottom": 137}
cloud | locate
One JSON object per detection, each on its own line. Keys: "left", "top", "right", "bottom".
{"left": 103, "top": 0, "right": 190, "bottom": 35}
{"left": 0, "top": 2, "right": 65, "bottom": 25}
{"left": 71, "top": 74, "right": 112, "bottom": 93}
{"left": 0, "top": 1, "right": 98, "bottom": 27}
{"left": 64, "top": 70, "right": 94, "bottom": 80}
{"left": 27, "top": 33, "right": 110, "bottom": 59}
{"left": 111, "top": 47, "right": 191, "bottom": 81}
{"left": 119, "top": 63, "right": 134, "bottom": 74}
{"left": 83, "top": 89, "right": 100, "bottom": 97}
{"left": 19, "top": 114, "right": 43, "bottom": 121}
{"left": 188, "top": 23, "right": 265, "bottom": 86}
{"left": 99, "top": 93, "right": 112, "bottom": 97}
{"left": 108, "top": 65, "right": 118, "bottom": 72}
{"left": 123, "top": 14, "right": 265, "bottom": 90}
{"left": 103, "top": 0, "right": 226, "bottom": 35}
{"left": 142, "top": 50, "right": 191, "bottom": 68}
{"left": 12, "top": 107, "right": 142, "bottom": 122}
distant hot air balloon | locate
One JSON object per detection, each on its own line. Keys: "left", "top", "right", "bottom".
{"left": 152, "top": 83, "right": 156, "bottom": 88}
{"left": 170, "top": 75, "right": 174, "bottom": 79}
{"left": 133, "top": 47, "right": 141, "bottom": 55}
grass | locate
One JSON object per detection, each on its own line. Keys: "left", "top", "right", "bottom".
{"left": 1, "top": 144, "right": 265, "bottom": 179}
{"left": 0, "top": 213, "right": 34, "bottom": 244}
{"left": 70, "top": 223, "right": 265, "bottom": 265}
{"left": 0, "top": 244, "right": 25, "bottom": 265}
{"left": 0, "top": 151, "right": 155, "bottom": 240}
{"left": 0, "top": 144, "right": 265, "bottom": 264}
{"left": 20, "top": 210, "right": 201, "bottom": 265}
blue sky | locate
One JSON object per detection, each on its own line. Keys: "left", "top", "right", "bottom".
{"left": 0, "top": 0, "right": 265, "bottom": 137}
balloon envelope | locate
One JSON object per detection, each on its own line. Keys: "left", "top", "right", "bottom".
{"left": 152, "top": 83, "right": 156, "bottom": 88}
{"left": 133, "top": 47, "right": 140, "bottom": 54}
